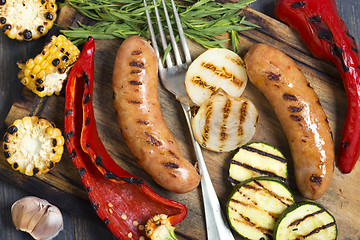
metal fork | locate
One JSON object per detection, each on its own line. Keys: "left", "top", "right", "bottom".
{"left": 144, "top": 1, "right": 235, "bottom": 239}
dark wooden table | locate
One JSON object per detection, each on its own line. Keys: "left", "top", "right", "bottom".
{"left": 0, "top": 0, "right": 359, "bottom": 239}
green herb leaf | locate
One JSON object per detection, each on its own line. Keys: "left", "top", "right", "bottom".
{"left": 61, "top": 0, "right": 259, "bottom": 52}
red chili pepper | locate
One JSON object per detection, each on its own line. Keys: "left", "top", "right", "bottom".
{"left": 275, "top": 0, "right": 360, "bottom": 173}
{"left": 64, "top": 37, "right": 187, "bottom": 239}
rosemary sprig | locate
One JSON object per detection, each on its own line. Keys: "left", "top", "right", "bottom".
{"left": 60, "top": 0, "right": 258, "bottom": 53}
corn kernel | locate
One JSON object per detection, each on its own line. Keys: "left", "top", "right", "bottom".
{"left": 37, "top": 70, "right": 46, "bottom": 79}
{"left": 23, "top": 69, "right": 31, "bottom": 77}
{"left": 3, "top": 116, "right": 64, "bottom": 176}
{"left": 17, "top": 34, "right": 79, "bottom": 97}
{"left": 26, "top": 59, "right": 35, "bottom": 70}
{"left": 32, "top": 65, "right": 41, "bottom": 75}
{"left": 34, "top": 55, "right": 43, "bottom": 64}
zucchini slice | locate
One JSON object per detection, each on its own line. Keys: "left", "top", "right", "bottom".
{"left": 228, "top": 142, "right": 287, "bottom": 185}
{"left": 274, "top": 201, "right": 337, "bottom": 240}
{"left": 227, "top": 177, "right": 294, "bottom": 240}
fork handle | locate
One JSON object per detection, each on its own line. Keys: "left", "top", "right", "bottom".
{"left": 181, "top": 103, "right": 235, "bottom": 240}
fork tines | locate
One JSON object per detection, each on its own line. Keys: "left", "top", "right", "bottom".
{"left": 143, "top": 0, "right": 192, "bottom": 69}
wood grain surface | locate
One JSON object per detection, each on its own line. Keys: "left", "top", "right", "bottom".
{"left": 0, "top": 1, "right": 359, "bottom": 239}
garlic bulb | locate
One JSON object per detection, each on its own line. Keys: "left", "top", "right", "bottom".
{"left": 11, "top": 196, "right": 63, "bottom": 240}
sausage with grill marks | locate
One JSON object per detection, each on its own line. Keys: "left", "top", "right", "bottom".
{"left": 112, "top": 36, "right": 201, "bottom": 193}
{"left": 244, "top": 43, "right": 335, "bottom": 200}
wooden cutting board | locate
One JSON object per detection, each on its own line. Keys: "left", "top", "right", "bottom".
{"left": 0, "top": 4, "right": 359, "bottom": 239}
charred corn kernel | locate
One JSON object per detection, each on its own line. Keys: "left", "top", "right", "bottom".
{"left": 17, "top": 34, "right": 80, "bottom": 97}
{"left": 3, "top": 116, "right": 64, "bottom": 176}
{"left": 0, "top": 0, "right": 57, "bottom": 41}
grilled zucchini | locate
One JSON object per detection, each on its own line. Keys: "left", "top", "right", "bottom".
{"left": 228, "top": 142, "right": 287, "bottom": 185}
{"left": 274, "top": 201, "right": 337, "bottom": 240}
{"left": 227, "top": 177, "right": 294, "bottom": 240}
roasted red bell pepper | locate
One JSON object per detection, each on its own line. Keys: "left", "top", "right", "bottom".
{"left": 275, "top": 0, "right": 360, "bottom": 173}
{"left": 64, "top": 37, "right": 187, "bottom": 239}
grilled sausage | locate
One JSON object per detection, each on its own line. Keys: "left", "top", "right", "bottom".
{"left": 112, "top": 36, "right": 201, "bottom": 193}
{"left": 244, "top": 43, "right": 334, "bottom": 200}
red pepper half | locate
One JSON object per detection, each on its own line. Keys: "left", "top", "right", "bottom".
{"left": 64, "top": 37, "right": 187, "bottom": 239}
{"left": 275, "top": 0, "right": 360, "bottom": 173}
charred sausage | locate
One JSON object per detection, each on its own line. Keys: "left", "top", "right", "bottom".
{"left": 244, "top": 43, "right": 334, "bottom": 200}
{"left": 112, "top": 36, "right": 201, "bottom": 194}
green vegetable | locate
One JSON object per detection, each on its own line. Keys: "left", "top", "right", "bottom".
{"left": 59, "top": 0, "right": 258, "bottom": 52}
{"left": 274, "top": 201, "right": 337, "bottom": 240}
{"left": 227, "top": 177, "right": 295, "bottom": 240}
{"left": 228, "top": 142, "right": 288, "bottom": 186}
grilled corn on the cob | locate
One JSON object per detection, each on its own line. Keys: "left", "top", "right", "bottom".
{"left": 0, "top": 0, "right": 57, "bottom": 41}
{"left": 3, "top": 116, "right": 64, "bottom": 176}
{"left": 17, "top": 34, "right": 80, "bottom": 97}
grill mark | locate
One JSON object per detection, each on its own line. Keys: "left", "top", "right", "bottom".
{"left": 104, "top": 170, "right": 144, "bottom": 185}
{"left": 69, "top": 149, "right": 76, "bottom": 160}
{"left": 78, "top": 168, "right": 86, "bottom": 178}
{"left": 226, "top": 55, "right": 245, "bottom": 67}
{"left": 137, "top": 120, "right": 149, "bottom": 125}
{"left": 129, "top": 80, "right": 142, "bottom": 85}
{"left": 283, "top": 93, "right": 298, "bottom": 101}
{"left": 169, "top": 150, "right": 179, "bottom": 159}
{"left": 351, "top": 46, "right": 358, "bottom": 54}
{"left": 202, "top": 102, "right": 213, "bottom": 145}
{"left": 289, "top": 209, "right": 325, "bottom": 227}
{"left": 131, "top": 69, "right": 142, "bottom": 74}
{"left": 229, "top": 207, "right": 273, "bottom": 238}
{"left": 163, "top": 162, "right": 180, "bottom": 169}
{"left": 230, "top": 197, "right": 277, "bottom": 220}
{"left": 228, "top": 176, "right": 241, "bottom": 185}
{"left": 303, "top": 222, "right": 336, "bottom": 238}
{"left": 241, "top": 145, "right": 287, "bottom": 163}
{"left": 237, "top": 101, "right": 248, "bottom": 138}
{"left": 144, "top": 132, "right": 162, "bottom": 146}
{"left": 129, "top": 60, "right": 145, "bottom": 69}
{"left": 95, "top": 155, "right": 103, "bottom": 167}
{"left": 230, "top": 160, "right": 286, "bottom": 182}
{"left": 84, "top": 116, "right": 91, "bottom": 126}
{"left": 220, "top": 99, "right": 232, "bottom": 142}
{"left": 332, "top": 45, "right": 349, "bottom": 72}
{"left": 310, "top": 175, "right": 322, "bottom": 185}
{"left": 345, "top": 31, "right": 356, "bottom": 41}
{"left": 129, "top": 100, "right": 141, "bottom": 104}
{"left": 266, "top": 71, "right": 281, "bottom": 81}
{"left": 309, "top": 16, "right": 321, "bottom": 23}
{"left": 83, "top": 93, "right": 91, "bottom": 104}
{"left": 191, "top": 76, "right": 216, "bottom": 91}
{"left": 289, "top": 106, "right": 303, "bottom": 113}
{"left": 291, "top": 1, "right": 305, "bottom": 8}
{"left": 65, "top": 131, "right": 75, "bottom": 141}
{"left": 201, "top": 62, "right": 244, "bottom": 87}
{"left": 290, "top": 115, "right": 303, "bottom": 121}
{"left": 251, "top": 180, "right": 293, "bottom": 207}
{"left": 131, "top": 50, "right": 142, "bottom": 55}
{"left": 83, "top": 72, "right": 89, "bottom": 87}
{"left": 65, "top": 109, "right": 73, "bottom": 117}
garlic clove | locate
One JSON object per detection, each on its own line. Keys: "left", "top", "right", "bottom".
{"left": 31, "top": 205, "right": 63, "bottom": 240}
{"left": 11, "top": 196, "right": 63, "bottom": 240}
{"left": 11, "top": 196, "right": 48, "bottom": 232}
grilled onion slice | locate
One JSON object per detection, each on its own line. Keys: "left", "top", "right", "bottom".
{"left": 185, "top": 48, "right": 248, "bottom": 106}
{"left": 191, "top": 89, "right": 258, "bottom": 152}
